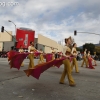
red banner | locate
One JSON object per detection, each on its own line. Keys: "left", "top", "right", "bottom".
{"left": 8, "top": 51, "right": 74, "bottom": 79}
{"left": 10, "top": 53, "right": 29, "bottom": 70}
{"left": 8, "top": 51, "right": 42, "bottom": 70}
{"left": 7, "top": 51, "right": 18, "bottom": 61}
{"left": 24, "top": 57, "right": 73, "bottom": 79}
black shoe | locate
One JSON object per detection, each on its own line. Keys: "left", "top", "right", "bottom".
{"left": 76, "top": 72, "right": 79, "bottom": 73}
{"left": 69, "top": 84, "right": 76, "bottom": 87}
{"left": 59, "top": 82, "right": 64, "bottom": 84}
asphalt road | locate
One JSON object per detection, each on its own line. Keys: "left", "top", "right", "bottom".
{"left": 0, "top": 58, "right": 100, "bottom": 100}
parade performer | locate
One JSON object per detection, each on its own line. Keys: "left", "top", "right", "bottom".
{"left": 51, "top": 47, "right": 55, "bottom": 60}
{"left": 71, "top": 43, "right": 79, "bottom": 73}
{"left": 58, "top": 52, "right": 63, "bottom": 58}
{"left": 38, "top": 49, "right": 44, "bottom": 64}
{"left": 19, "top": 45, "right": 24, "bottom": 67}
{"left": 51, "top": 47, "right": 56, "bottom": 67}
{"left": 7, "top": 46, "right": 14, "bottom": 62}
{"left": 7, "top": 46, "right": 17, "bottom": 63}
{"left": 87, "top": 51, "right": 96, "bottom": 69}
{"left": 81, "top": 49, "right": 88, "bottom": 68}
{"left": 23, "top": 36, "right": 75, "bottom": 87}
{"left": 59, "top": 36, "right": 76, "bottom": 87}
{"left": 7, "top": 46, "right": 19, "bottom": 69}
{"left": 92, "top": 56, "right": 97, "bottom": 66}
{"left": 28, "top": 41, "right": 37, "bottom": 69}
{"left": 45, "top": 48, "right": 55, "bottom": 62}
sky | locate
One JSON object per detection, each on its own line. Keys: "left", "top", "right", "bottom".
{"left": 0, "top": 0, "right": 100, "bottom": 46}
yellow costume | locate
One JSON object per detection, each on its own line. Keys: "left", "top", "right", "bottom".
{"left": 19, "top": 48, "right": 24, "bottom": 67}
{"left": 88, "top": 52, "right": 97, "bottom": 66}
{"left": 28, "top": 46, "right": 36, "bottom": 69}
{"left": 51, "top": 49, "right": 55, "bottom": 67}
{"left": 52, "top": 50, "right": 55, "bottom": 60}
{"left": 88, "top": 53, "right": 90, "bottom": 56}
{"left": 38, "top": 51, "right": 44, "bottom": 64}
{"left": 60, "top": 45, "right": 75, "bottom": 86}
{"left": 81, "top": 51, "right": 88, "bottom": 67}
{"left": 71, "top": 47, "right": 79, "bottom": 73}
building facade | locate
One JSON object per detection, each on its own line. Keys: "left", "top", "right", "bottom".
{"left": 0, "top": 31, "right": 12, "bottom": 51}
{"left": 0, "top": 31, "right": 12, "bottom": 41}
{"left": 34, "top": 34, "right": 64, "bottom": 53}
{"left": 0, "top": 32, "right": 64, "bottom": 52}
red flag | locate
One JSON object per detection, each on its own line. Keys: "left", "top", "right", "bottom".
{"left": 10, "top": 53, "right": 29, "bottom": 70}
{"left": 45, "top": 53, "right": 53, "bottom": 62}
{"left": 7, "top": 50, "right": 18, "bottom": 61}
{"left": 24, "top": 57, "right": 74, "bottom": 79}
{"left": 9, "top": 52, "right": 41, "bottom": 70}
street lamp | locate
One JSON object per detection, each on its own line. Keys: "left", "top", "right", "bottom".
{"left": 8, "top": 20, "right": 16, "bottom": 34}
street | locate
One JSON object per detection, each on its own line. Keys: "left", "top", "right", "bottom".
{"left": 0, "top": 58, "right": 100, "bottom": 100}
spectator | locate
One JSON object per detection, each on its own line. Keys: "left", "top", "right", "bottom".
{"left": 98, "top": 55, "right": 100, "bottom": 61}
{"left": 77, "top": 53, "right": 82, "bottom": 61}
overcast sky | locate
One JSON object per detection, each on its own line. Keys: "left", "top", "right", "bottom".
{"left": 0, "top": 0, "right": 100, "bottom": 46}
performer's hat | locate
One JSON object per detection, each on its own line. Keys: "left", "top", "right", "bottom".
{"left": 65, "top": 36, "right": 74, "bottom": 44}
{"left": 70, "top": 37, "right": 74, "bottom": 44}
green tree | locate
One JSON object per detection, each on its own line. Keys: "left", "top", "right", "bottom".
{"left": 95, "top": 46, "right": 100, "bottom": 55}
{"left": 76, "top": 47, "right": 83, "bottom": 53}
{"left": 83, "top": 43, "right": 95, "bottom": 54}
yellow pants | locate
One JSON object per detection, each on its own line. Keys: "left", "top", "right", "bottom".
{"left": 81, "top": 56, "right": 88, "bottom": 67}
{"left": 28, "top": 53, "right": 34, "bottom": 69}
{"left": 52, "top": 54, "right": 55, "bottom": 67}
{"left": 71, "top": 58, "right": 79, "bottom": 73}
{"left": 60, "top": 59, "right": 75, "bottom": 85}
{"left": 52, "top": 54, "right": 55, "bottom": 60}
{"left": 38, "top": 54, "right": 44, "bottom": 64}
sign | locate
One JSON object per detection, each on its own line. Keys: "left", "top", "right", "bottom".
{"left": 24, "top": 34, "right": 28, "bottom": 47}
